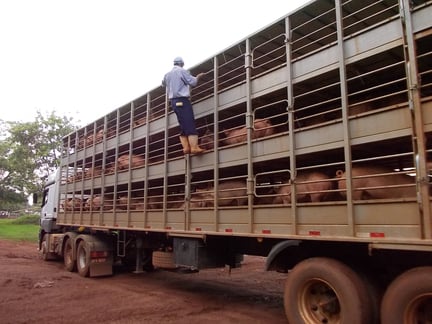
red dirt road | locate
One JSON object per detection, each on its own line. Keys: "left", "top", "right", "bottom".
{"left": 0, "top": 240, "right": 288, "bottom": 323}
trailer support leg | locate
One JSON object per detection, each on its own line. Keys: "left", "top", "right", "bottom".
{"left": 133, "top": 236, "right": 144, "bottom": 274}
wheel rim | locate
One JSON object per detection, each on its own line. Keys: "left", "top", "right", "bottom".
{"left": 298, "top": 278, "right": 341, "bottom": 324}
{"left": 65, "top": 242, "right": 72, "bottom": 264}
{"left": 40, "top": 241, "right": 47, "bottom": 259}
{"left": 405, "top": 293, "right": 432, "bottom": 323}
{"left": 78, "top": 245, "right": 87, "bottom": 270}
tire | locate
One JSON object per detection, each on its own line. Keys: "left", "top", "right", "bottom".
{"left": 358, "top": 272, "right": 382, "bottom": 324}
{"left": 284, "top": 257, "right": 372, "bottom": 324}
{"left": 381, "top": 266, "right": 432, "bottom": 324}
{"left": 63, "top": 238, "right": 76, "bottom": 272}
{"left": 152, "top": 251, "right": 177, "bottom": 269}
{"left": 76, "top": 240, "right": 91, "bottom": 277}
{"left": 39, "top": 234, "right": 57, "bottom": 261}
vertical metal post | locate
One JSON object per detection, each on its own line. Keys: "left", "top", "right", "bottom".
{"left": 133, "top": 235, "right": 144, "bottom": 274}
{"left": 100, "top": 115, "right": 108, "bottom": 227}
{"left": 162, "top": 91, "right": 169, "bottom": 229}
{"left": 285, "top": 15, "right": 297, "bottom": 235}
{"left": 213, "top": 56, "right": 220, "bottom": 232}
{"left": 400, "top": 0, "right": 431, "bottom": 239}
{"left": 143, "top": 94, "right": 151, "bottom": 228}
{"left": 184, "top": 153, "right": 191, "bottom": 231}
{"left": 113, "top": 109, "right": 121, "bottom": 227}
{"left": 245, "top": 38, "right": 254, "bottom": 233}
{"left": 90, "top": 121, "right": 97, "bottom": 226}
{"left": 336, "top": 0, "right": 355, "bottom": 237}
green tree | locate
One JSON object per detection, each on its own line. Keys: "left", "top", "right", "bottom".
{"left": 0, "top": 111, "right": 78, "bottom": 210}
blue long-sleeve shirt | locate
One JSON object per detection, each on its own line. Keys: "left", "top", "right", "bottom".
{"left": 162, "top": 66, "right": 198, "bottom": 99}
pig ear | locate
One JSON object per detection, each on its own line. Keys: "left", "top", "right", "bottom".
{"left": 335, "top": 170, "right": 344, "bottom": 178}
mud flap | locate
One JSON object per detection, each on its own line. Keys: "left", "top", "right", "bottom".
{"left": 76, "top": 234, "right": 114, "bottom": 277}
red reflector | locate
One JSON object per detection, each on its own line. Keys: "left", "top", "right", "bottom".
{"left": 90, "top": 251, "right": 108, "bottom": 258}
{"left": 195, "top": 227, "right": 202, "bottom": 231}
{"left": 370, "top": 232, "right": 385, "bottom": 238}
{"left": 262, "top": 229, "right": 271, "bottom": 234}
{"left": 165, "top": 226, "right": 172, "bottom": 230}
{"left": 225, "top": 228, "right": 233, "bottom": 232}
{"left": 309, "top": 231, "right": 321, "bottom": 236}
{"left": 145, "top": 226, "right": 151, "bottom": 229}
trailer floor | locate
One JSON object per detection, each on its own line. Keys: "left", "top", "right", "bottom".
{"left": 0, "top": 239, "right": 287, "bottom": 323}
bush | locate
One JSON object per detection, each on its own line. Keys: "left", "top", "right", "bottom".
{"left": 10, "top": 215, "right": 40, "bottom": 225}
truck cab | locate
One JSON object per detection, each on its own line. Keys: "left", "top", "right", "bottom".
{"left": 40, "top": 169, "right": 59, "bottom": 234}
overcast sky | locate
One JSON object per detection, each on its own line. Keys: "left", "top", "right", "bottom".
{"left": 0, "top": 0, "right": 309, "bottom": 126}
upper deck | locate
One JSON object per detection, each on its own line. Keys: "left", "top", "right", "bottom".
{"left": 57, "top": 0, "right": 432, "bottom": 249}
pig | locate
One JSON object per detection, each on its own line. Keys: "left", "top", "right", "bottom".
{"left": 167, "top": 194, "right": 185, "bottom": 209}
{"left": 84, "top": 166, "right": 102, "bottom": 179}
{"left": 190, "top": 180, "right": 247, "bottom": 207}
{"left": 200, "top": 128, "right": 215, "bottom": 150}
{"left": 85, "top": 133, "right": 94, "bottom": 147}
{"left": 104, "top": 163, "right": 116, "bottom": 175}
{"left": 67, "top": 170, "right": 84, "bottom": 183}
{"left": 133, "top": 116, "right": 147, "bottom": 127}
{"left": 273, "top": 171, "right": 332, "bottom": 204}
{"left": 335, "top": 166, "right": 416, "bottom": 200}
{"left": 117, "top": 154, "right": 145, "bottom": 170}
{"left": 253, "top": 118, "right": 276, "bottom": 138}
{"left": 77, "top": 136, "right": 86, "bottom": 150}
{"left": 63, "top": 198, "right": 83, "bottom": 211}
{"left": 85, "top": 195, "right": 114, "bottom": 211}
{"left": 117, "top": 195, "right": 145, "bottom": 210}
{"left": 95, "top": 129, "right": 105, "bottom": 143}
{"left": 146, "top": 196, "right": 163, "bottom": 209}
{"left": 223, "top": 118, "right": 275, "bottom": 145}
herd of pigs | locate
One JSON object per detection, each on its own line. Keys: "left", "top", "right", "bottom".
{"left": 62, "top": 165, "right": 419, "bottom": 212}
{"left": 68, "top": 118, "right": 276, "bottom": 183}
{"left": 65, "top": 115, "right": 423, "bottom": 212}
{"left": 75, "top": 117, "right": 275, "bottom": 152}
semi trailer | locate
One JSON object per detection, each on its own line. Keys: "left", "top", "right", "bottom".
{"left": 39, "top": 0, "right": 432, "bottom": 322}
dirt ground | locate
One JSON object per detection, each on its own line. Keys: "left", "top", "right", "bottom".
{"left": 0, "top": 240, "right": 289, "bottom": 324}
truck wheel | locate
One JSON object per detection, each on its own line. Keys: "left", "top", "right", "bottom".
{"left": 381, "top": 266, "right": 432, "bottom": 324}
{"left": 76, "top": 240, "right": 91, "bottom": 277}
{"left": 359, "top": 272, "right": 382, "bottom": 324}
{"left": 284, "top": 257, "right": 372, "bottom": 324}
{"left": 40, "top": 235, "right": 57, "bottom": 261}
{"left": 63, "top": 238, "right": 76, "bottom": 272}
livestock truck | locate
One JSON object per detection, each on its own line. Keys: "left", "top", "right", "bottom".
{"left": 39, "top": 0, "right": 432, "bottom": 322}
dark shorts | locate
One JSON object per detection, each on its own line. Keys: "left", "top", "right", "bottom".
{"left": 171, "top": 97, "right": 198, "bottom": 136}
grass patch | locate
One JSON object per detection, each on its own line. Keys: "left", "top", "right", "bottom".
{"left": 0, "top": 216, "right": 39, "bottom": 242}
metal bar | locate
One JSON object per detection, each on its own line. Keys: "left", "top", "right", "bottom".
{"left": 400, "top": 0, "right": 432, "bottom": 239}
{"left": 286, "top": 15, "right": 297, "bottom": 235}
{"left": 336, "top": 0, "right": 355, "bottom": 236}
{"left": 213, "top": 56, "right": 220, "bottom": 233}
{"left": 245, "top": 38, "right": 254, "bottom": 234}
